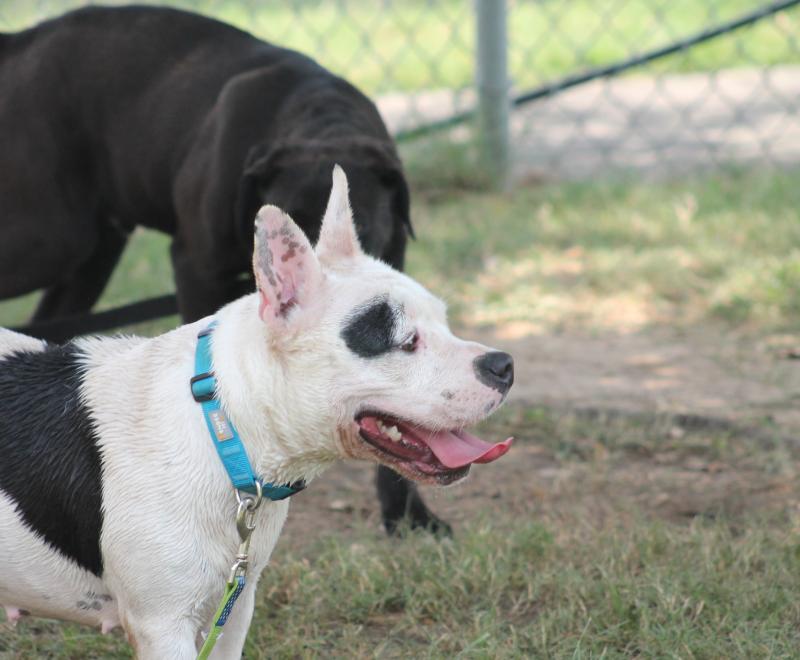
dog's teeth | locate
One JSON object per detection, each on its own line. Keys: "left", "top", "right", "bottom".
{"left": 375, "top": 420, "right": 402, "bottom": 442}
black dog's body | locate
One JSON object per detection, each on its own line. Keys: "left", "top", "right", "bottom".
{"left": 0, "top": 6, "right": 410, "bottom": 319}
{"left": 0, "top": 6, "right": 442, "bottom": 534}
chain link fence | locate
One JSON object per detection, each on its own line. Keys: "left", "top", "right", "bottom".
{"left": 3, "top": 0, "right": 799, "bottom": 182}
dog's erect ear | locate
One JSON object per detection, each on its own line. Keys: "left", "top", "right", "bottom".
{"left": 316, "top": 165, "right": 363, "bottom": 265}
{"left": 252, "top": 205, "right": 321, "bottom": 325}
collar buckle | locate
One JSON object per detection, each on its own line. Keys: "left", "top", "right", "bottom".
{"left": 190, "top": 371, "right": 216, "bottom": 402}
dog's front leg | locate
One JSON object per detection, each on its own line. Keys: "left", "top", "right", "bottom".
{"left": 124, "top": 614, "right": 199, "bottom": 660}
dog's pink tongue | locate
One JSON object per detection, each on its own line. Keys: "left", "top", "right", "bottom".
{"left": 420, "top": 429, "right": 513, "bottom": 468}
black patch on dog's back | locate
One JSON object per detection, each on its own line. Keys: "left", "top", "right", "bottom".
{"left": 0, "top": 344, "right": 104, "bottom": 576}
{"left": 342, "top": 296, "right": 399, "bottom": 358}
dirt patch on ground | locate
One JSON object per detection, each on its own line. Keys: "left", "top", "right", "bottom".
{"left": 278, "top": 323, "right": 800, "bottom": 554}
{"left": 465, "top": 323, "right": 800, "bottom": 429}
{"left": 280, "top": 413, "right": 799, "bottom": 555}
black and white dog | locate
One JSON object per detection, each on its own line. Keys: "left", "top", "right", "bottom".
{"left": 0, "top": 6, "right": 433, "bottom": 533}
{"left": 0, "top": 169, "right": 513, "bottom": 657}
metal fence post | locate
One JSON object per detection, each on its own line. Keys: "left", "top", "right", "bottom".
{"left": 475, "top": 0, "right": 511, "bottom": 190}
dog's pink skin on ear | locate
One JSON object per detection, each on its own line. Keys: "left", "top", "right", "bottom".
{"left": 316, "top": 165, "right": 363, "bottom": 264}
{"left": 253, "top": 205, "right": 319, "bottom": 324}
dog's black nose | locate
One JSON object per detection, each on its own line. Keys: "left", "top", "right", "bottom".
{"left": 473, "top": 351, "right": 514, "bottom": 393}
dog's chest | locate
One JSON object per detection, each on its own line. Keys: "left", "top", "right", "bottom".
{"left": 169, "top": 499, "right": 291, "bottom": 626}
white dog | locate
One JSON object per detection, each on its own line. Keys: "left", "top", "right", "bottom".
{"left": 0, "top": 167, "right": 513, "bottom": 658}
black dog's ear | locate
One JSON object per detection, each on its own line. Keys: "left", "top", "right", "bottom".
{"left": 357, "top": 140, "right": 415, "bottom": 241}
{"left": 235, "top": 143, "right": 281, "bottom": 250}
{"left": 396, "top": 172, "right": 414, "bottom": 240}
{"left": 242, "top": 142, "right": 282, "bottom": 178}
{"left": 380, "top": 165, "right": 414, "bottom": 240}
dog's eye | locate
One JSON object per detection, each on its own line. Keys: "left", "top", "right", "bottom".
{"left": 399, "top": 331, "right": 419, "bottom": 353}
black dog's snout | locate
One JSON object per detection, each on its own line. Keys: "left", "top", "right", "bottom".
{"left": 473, "top": 351, "right": 514, "bottom": 393}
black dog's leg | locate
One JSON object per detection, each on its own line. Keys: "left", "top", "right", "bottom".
{"left": 374, "top": 231, "right": 451, "bottom": 536}
{"left": 376, "top": 465, "right": 452, "bottom": 536}
{"left": 32, "top": 222, "right": 129, "bottom": 323}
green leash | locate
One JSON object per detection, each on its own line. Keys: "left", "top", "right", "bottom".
{"left": 197, "top": 574, "right": 247, "bottom": 660}
{"left": 196, "top": 485, "right": 263, "bottom": 659}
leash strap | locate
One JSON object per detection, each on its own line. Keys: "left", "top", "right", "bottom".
{"left": 196, "top": 575, "right": 246, "bottom": 660}
{"left": 190, "top": 321, "right": 305, "bottom": 500}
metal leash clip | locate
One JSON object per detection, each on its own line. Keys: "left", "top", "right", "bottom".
{"left": 228, "top": 480, "right": 263, "bottom": 583}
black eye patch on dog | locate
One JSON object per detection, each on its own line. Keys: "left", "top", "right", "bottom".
{"left": 341, "top": 296, "right": 400, "bottom": 358}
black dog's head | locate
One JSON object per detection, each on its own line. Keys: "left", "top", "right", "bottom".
{"left": 236, "top": 138, "right": 413, "bottom": 270}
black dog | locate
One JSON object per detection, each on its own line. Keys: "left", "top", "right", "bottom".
{"left": 0, "top": 5, "right": 448, "bottom": 535}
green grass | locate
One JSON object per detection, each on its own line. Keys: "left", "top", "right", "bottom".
{"left": 7, "top": 519, "right": 800, "bottom": 657}
{"left": 244, "top": 519, "right": 800, "bottom": 658}
{"left": 3, "top": 166, "right": 799, "bottom": 335}
{"left": 280, "top": 519, "right": 800, "bottom": 658}
{"left": 270, "top": 400, "right": 800, "bottom": 657}
{"left": 2, "top": 0, "right": 798, "bottom": 95}
{"left": 401, "top": 164, "right": 800, "bottom": 333}
{"left": 2, "top": 405, "right": 799, "bottom": 658}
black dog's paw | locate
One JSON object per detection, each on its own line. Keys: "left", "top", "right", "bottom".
{"left": 376, "top": 465, "right": 453, "bottom": 538}
{"left": 384, "top": 504, "right": 453, "bottom": 538}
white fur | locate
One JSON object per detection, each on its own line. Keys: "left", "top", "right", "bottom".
{"left": 0, "top": 488, "right": 118, "bottom": 629}
{"left": 0, "top": 167, "right": 507, "bottom": 657}
{"left": 0, "top": 328, "right": 46, "bottom": 357}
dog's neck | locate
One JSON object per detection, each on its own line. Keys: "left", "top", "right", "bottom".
{"left": 209, "top": 295, "right": 338, "bottom": 486}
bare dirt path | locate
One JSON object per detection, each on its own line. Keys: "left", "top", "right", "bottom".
{"left": 462, "top": 324, "right": 800, "bottom": 430}
{"left": 278, "top": 323, "right": 799, "bottom": 553}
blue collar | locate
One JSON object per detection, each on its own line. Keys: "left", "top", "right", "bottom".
{"left": 190, "top": 322, "right": 306, "bottom": 501}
